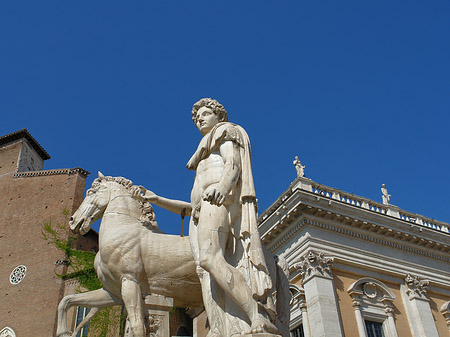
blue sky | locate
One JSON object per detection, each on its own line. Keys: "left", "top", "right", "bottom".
{"left": 1, "top": 1, "right": 449, "bottom": 235}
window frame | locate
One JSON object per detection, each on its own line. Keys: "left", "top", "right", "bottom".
{"left": 347, "top": 278, "right": 399, "bottom": 337}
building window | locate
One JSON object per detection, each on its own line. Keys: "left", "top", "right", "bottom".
{"left": 291, "top": 325, "right": 305, "bottom": 337}
{"left": 75, "top": 307, "right": 90, "bottom": 337}
{"left": 366, "top": 321, "right": 384, "bottom": 337}
{"left": 348, "top": 277, "right": 399, "bottom": 337}
{"left": 9, "top": 265, "right": 27, "bottom": 285}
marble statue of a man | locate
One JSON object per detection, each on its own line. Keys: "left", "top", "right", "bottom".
{"left": 135, "top": 98, "right": 279, "bottom": 336}
{"left": 381, "top": 184, "right": 391, "bottom": 205}
{"left": 293, "top": 156, "right": 305, "bottom": 177}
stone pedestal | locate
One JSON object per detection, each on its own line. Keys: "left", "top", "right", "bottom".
{"left": 144, "top": 294, "right": 174, "bottom": 337}
{"left": 124, "top": 294, "right": 174, "bottom": 337}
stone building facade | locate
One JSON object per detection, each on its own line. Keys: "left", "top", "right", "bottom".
{"left": 0, "top": 129, "right": 93, "bottom": 337}
{"left": 259, "top": 175, "right": 450, "bottom": 337}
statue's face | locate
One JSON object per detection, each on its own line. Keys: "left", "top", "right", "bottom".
{"left": 196, "top": 106, "right": 220, "bottom": 135}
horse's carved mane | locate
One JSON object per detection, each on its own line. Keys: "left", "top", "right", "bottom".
{"left": 93, "top": 175, "right": 161, "bottom": 231}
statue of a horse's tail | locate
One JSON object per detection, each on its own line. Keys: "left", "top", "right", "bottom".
{"left": 274, "top": 255, "right": 291, "bottom": 337}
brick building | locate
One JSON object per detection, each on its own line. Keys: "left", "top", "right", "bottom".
{"left": 0, "top": 129, "right": 95, "bottom": 337}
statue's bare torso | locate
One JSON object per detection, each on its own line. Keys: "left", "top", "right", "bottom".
{"left": 191, "top": 148, "right": 239, "bottom": 212}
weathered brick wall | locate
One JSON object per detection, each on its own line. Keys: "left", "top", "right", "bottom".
{"left": 0, "top": 142, "right": 22, "bottom": 175}
{"left": 0, "top": 171, "right": 89, "bottom": 336}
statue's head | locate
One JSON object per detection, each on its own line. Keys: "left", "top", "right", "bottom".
{"left": 192, "top": 98, "right": 228, "bottom": 135}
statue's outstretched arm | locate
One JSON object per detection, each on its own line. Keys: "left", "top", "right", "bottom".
{"left": 132, "top": 186, "right": 192, "bottom": 216}
{"left": 154, "top": 195, "right": 192, "bottom": 216}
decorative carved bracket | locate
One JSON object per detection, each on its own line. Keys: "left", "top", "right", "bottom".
{"left": 404, "top": 273, "right": 429, "bottom": 300}
{"left": 440, "top": 301, "right": 450, "bottom": 331}
{"left": 293, "top": 250, "right": 334, "bottom": 282}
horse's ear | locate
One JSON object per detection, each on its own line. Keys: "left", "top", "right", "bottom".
{"left": 98, "top": 171, "right": 105, "bottom": 180}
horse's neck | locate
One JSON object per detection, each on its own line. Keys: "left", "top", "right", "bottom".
{"left": 105, "top": 188, "right": 142, "bottom": 220}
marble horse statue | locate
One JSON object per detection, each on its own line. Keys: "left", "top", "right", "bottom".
{"left": 56, "top": 172, "right": 290, "bottom": 337}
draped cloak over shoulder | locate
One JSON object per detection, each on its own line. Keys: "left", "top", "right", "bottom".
{"left": 187, "top": 122, "right": 276, "bottom": 319}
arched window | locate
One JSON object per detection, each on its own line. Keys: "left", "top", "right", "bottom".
{"left": 347, "top": 278, "right": 399, "bottom": 337}
{"left": 176, "top": 326, "right": 191, "bottom": 336}
{"left": 289, "top": 285, "right": 309, "bottom": 337}
{"left": 0, "top": 327, "right": 16, "bottom": 337}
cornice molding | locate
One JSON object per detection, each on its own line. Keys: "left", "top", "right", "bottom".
{"left": 0, "top": 128, "right": 50, "bottom": 160}
{"left": 260, "top": 179, "right": 449, "bottom": 237}
{"left": 13, "top": 167, "right": 90, "bottom": 178}
{"left": 267, "top": 216, "right": 450, "bottom": 267}
{"left": 262, "top": 193, "right": 450, "bottom": 257}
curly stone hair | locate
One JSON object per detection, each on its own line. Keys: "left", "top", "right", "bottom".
{"left": 192, "top": 98, "right": 228, "bottom": 124}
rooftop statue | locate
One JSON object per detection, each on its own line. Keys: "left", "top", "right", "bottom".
{"left": 381, "top": 184, "right": 391, "bottom": 205}
{"left": 293, "top": 156, "right": 305, "bottom": 178}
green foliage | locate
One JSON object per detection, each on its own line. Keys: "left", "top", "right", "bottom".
{"left": 42, "top": 209, "right": 121, "bottom": 336}
{"left": 41, "top": 210, "right": 101, "bottom": 291}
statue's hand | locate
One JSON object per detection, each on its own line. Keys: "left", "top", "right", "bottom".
{"left": 131, "top": 186, "right": 158, "bottom": 203}
{"left": 202, "top": 186, "right": 226, "bottom": 206}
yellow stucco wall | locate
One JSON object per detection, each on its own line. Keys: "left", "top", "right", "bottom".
{"left": 428, "top": 291, "right": 450, "bottom": 337}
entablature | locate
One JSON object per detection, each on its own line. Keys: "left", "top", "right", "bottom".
{"left": 259, "top": 177, "right": 450, "bottom": 260}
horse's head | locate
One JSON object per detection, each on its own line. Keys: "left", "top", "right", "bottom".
{"left": 69, "top": 171, "right": 112, "bottom": 235}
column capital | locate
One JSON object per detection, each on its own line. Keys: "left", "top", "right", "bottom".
{"left": 439, "top": 301, "right": 450, "bottom": 332}
{"left": 404, "top": 273, "right": 430, "bottom": 300}
{"left": 294, "top": 250, "right": 334, "bottom": 283}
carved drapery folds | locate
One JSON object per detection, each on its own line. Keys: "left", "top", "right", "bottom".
{"left": 293, "top": 250, "right": 334, "bottom": 283}
{"left": 404, "top": 273, "right": 429, "bottom": 300}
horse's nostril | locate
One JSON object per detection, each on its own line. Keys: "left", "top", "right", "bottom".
{"left": 69, "top": 216, "right": 74, "bottom": 223}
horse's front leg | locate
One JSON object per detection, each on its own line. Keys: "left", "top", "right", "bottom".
{"left": 56, "top": 288, "right": 121, "bottom": 337}
{"left": 121, "top": 276, "right": 146, "bottom": 337}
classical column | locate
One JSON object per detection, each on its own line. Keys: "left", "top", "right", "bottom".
{"left": 401, "top": 274, "right": 439, "bottom": 337}
{"left": 298, "top": 295, "right": 311, "bottom": 337}
{"left": 350, "top": 295, "right": 367, "bottom": 337}
{"left": 294, "top": 250, "right": 343, "bottom": 337}
{"left": 383, "top": 307, "right": 399, "bottom": 337}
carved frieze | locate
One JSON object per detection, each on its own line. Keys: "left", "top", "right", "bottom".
{"left": 147, "top": 314, "right": 162, "bottom": 337}
{"left": 293, "top": 250, "right": 334, "bottom": 282}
